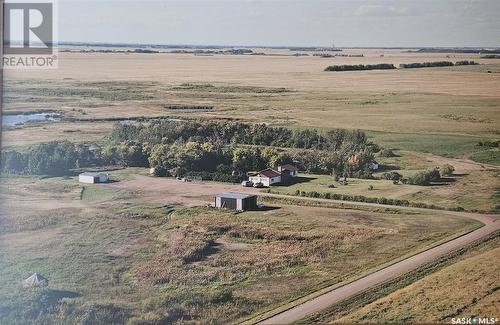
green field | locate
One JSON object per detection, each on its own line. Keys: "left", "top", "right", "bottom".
{"left": 268, "top": 168, "right": 499, "bottom": 212}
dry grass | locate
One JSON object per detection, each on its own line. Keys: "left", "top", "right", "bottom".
{"left": 6, "top": 50, "right": 500, "bottom": 96}
{"left": 332, "top": 238, "right": 500, "bottom": 324}
{"left": 0, "top": 174, "right": 482, "bottom": 324}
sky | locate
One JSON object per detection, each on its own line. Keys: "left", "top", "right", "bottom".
{"left": 57, "top": 0, "right": 500, "bottom": 47}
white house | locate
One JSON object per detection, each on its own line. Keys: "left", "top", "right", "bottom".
{"left": 79, "top": 172, "right": 109, "bottom": 184}
{"left": 248, "top": 168, "right": 282, "bottom": 187}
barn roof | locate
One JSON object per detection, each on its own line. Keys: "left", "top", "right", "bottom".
{"left": 217, "top": 192, "right": 256, "bottom": 200}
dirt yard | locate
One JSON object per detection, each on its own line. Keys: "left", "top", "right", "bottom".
{"left": 106, "top": 174, "right": 259, "bottom": 206}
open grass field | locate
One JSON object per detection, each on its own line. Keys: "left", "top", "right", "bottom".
{"left": 0, "top": 172, "right": 483, "bottom": 324}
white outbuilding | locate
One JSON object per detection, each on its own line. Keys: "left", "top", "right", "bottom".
{"left": 78, "top": 172, "right": 109, "bottom": 184}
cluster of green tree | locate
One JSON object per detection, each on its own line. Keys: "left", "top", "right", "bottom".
{"left": 148, "top": 141, "right": 374, "bottom": 180}
{"left": 406, "top": 168, "right": 441, "bottom": 185}
{"left": 454, "top": 60, "right": 479, "bottom": 66}
{"left": 382, "top": 164, "right": 454, "bottom": 185}
{"left": 110, "top": 120, "right": 374, "bottom": 152}
{"left": 0, "top": 140, "right": 149, "bottom": 176}
{"left": 1, "top": 121, "right": 377, "bottom": 179}
{"left": 399, "top": 61, "right": 454, "bottom": 68}
{"left": 1, "top": 141, "right": 79, "bottom": 176}
{"left": 110, "top": 121, "right": 377, "bottom": 178}
{"left": 477, "top": 140, "right": 499, "bottom": 148}
{"left": 324, "top": 64, "right": 395, "bottom": 71}
{"left": 291, "top": 189, "right": 465, "bottom": 211}
{"left": 399, "top": 61, "right": 477, "bottom": 69}
{"left": 480, "top": 55, "right": 500, "bottom": 59}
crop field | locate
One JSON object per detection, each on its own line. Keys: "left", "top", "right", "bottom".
{"left": 0, "top": 173, "right": 483, "bottom": 324}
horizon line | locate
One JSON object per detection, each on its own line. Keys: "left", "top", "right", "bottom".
{"left": 56, "top": 41, "right": 500, "bottom": 50}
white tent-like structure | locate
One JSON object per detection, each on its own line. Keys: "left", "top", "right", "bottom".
{"left": 22, "top": 273, "right": 48, "bottom": 288}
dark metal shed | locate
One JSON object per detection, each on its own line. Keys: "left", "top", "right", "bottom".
{"left": 215, "top": 192, "right": 257, "bottom": 211}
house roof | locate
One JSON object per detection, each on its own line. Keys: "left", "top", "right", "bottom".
{"left": 79, "top": 172, "right": 105, "bottom": 177}
{"left": 258, "top": 168, "right": 282, "bottom": 178}
{"left": 217, "top": 192, "right": 256, "bottom": 200}
{"left": 279, "top": 164, "right": 299, "bottom": 172}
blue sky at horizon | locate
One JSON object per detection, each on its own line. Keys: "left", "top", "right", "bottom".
{"left": 57, "top": 0, "right": 500, "bottom": 47}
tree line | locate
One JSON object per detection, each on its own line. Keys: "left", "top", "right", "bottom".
{"left": 109, "top": 120, "right": 373, "bottom": 152}
{"left": 112, "top": 120, "right": 377, "bottom": 179}
{"left": 399, "top": 61, "right": 478, "bottom": 69}
{"left": 0, "top": 140, "right": 149, "bottom": 176}
{"left": 324, "top": 64, "right": 396, "bottom": 72}
{"left": 1, "top": 121, "right": 378, "bottom": 180}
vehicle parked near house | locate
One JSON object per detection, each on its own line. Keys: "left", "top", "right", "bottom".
{"left": 253, "top": 182, "right": 264, "bottom": 188}
{"left": 242, "top": 180, "right": 254, "bottom": 187}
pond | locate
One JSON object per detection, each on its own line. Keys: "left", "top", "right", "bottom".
{"left": 2, "top": 112, "right": 59, "bottom": 127}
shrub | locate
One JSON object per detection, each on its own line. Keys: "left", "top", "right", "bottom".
{"left": 440, "top": 164, "right": 455, "bottom": 176}
{"left": 379, "top": 148, "right": 396, "bottom": 157}
{"left": 407, "top": 168, "right": 441, "bottom": 185}
{"left": 382, "top": 171, "right": 403, "bottom": 181}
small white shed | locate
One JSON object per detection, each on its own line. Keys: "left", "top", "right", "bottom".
{"left": 79, "top": 172, "right": 109, "bottom": 184}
